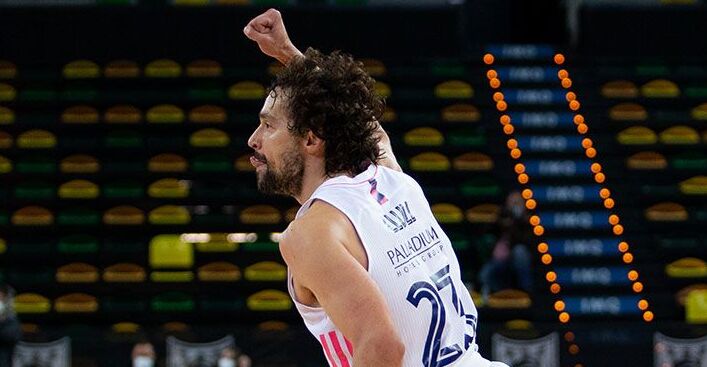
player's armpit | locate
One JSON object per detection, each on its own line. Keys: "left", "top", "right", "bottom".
{"left": 280, "top": 202, "right": 405, "bottom": 367}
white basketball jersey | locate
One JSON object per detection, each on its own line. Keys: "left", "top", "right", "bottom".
{"left": 288, "top": 164, "right": 480, "bottom": 367}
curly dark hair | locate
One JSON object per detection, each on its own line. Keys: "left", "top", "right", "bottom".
{"left": 270, "top": 47, "right": 384, "bottom": 177}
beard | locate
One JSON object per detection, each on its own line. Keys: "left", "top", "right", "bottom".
{"left": 256, "top": 146, "right": 305, "bottom": 197}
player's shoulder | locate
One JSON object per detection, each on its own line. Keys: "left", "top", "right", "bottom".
{"left": 280, "top": 200, "right": 351, "bottom": 252}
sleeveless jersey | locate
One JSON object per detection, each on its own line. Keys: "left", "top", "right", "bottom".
{"left": 288, "top": 164, "right": 480, "bottom": 367}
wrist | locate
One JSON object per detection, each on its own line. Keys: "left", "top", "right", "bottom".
{"left": 278, "top": 43, "right": 303, "bottom": 65}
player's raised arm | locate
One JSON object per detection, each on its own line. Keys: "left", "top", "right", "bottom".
{"left": 280, "top": 203, "right": 405, "bottom": 367}
{"left": 243, "top": 8, "right": 303, "bottom": 65}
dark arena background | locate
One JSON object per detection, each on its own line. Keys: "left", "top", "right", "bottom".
{"left": 0, "top": 0, "right": 706, "bottom": 366}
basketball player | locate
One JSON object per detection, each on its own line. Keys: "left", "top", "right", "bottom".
{"left": 244, "top": 9, "right": 507, "bottom": 367}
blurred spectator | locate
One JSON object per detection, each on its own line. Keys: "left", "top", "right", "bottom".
{"left": 132, "top": 341, "right": 156, "bottom": 367}
{"left": 479, "top": 192, "right": 534, "bottom": 296}
{"left": 219, "top": 347, "right": 251, "bottom": 367}
{"left": 0, "top": 283, "right": 21, "bottom": 367}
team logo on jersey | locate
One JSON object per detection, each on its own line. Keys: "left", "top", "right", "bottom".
{"left": 382, "top": 201, "right": 417, "bottom": 233}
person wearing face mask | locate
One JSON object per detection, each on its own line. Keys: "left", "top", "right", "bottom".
{"left": 478, "top": 192, "right": 535, "bottom": 298}
{"left": 131, "top": 341, "right": 156, "bottom": 367}
{"left": 218, "top": 347, "right": 251, "bottom": 367}
{"left": 0, "top": 283, "right": 21, "bottom": 367}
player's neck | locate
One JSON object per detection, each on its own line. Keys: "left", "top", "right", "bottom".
{"left": 293, "top": 161, "right": 349, "bottom": 205}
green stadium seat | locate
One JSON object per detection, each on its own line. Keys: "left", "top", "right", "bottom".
{"left": 103, "top": 238, "right": 145, "bottom": 255}
{"left": 672, "top": 152, "right": 707, "bottom": 170}
{"left": 19, "top": 86, "right": 57, "bottom": 102}
{"left": 447, "top": 128, "right": 486, "bottom": 147}
{"left": 241, "top": 241, "right": 279, "bottom": 253}
{"left": 199, "top": 297, "right": 245, "bottom": 313}
{"left": 685, "top": 87, "right": 707, "bottom": 99}
{"left": 58, "top": 234, "right": 99, "bottom": 255}
{"left": 8, "top": 268, "right": 54, "bottom": 287}
{"left": 636, "top": 64, "right": 669, "bottom": 77}
{"left": 103, "top": 181, "right": 144, "bottom": 199}
{"left": 104, "top": 130, "right": 144, "bottom": 149}
{"left": 188, "top": 83, "right": 225, "bottom": 101}
{"left": 13, "top": 181, "right": 54, "bottom": 200}
{"left": 7, "top": 238, "right": 52, "bottom": 255}
{"left": 151, "top": 292, "right": 194, "bottom": 312}
{"left": 460, "top": 177, "right": 501, "bottom": 197}
{"left": 61, "top": 83, "right": 98, "bottom": 102}
{"left": 192, "top": 154, "right": 232, "bottom": 173}
{"left": 57, "top": 207, "right": 101, "bottom": 226}
{"left": 102, "top": 297, "right": 147, "bottom": 313}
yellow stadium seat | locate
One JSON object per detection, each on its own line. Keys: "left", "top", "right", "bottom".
{"left": 0, "top": 60, "right": 17, "bottom": 79}
{"left": 680, "top": 176, "right": 707, "bottom": 195}
{"left": 487, "top": 289, "right": 532, "bottom": 309}
{"left": 0, "top": 238, "right": 6, "bottom": 254}
{"left": 431, "top": 203, "right": 463, "bottom": 224}
{"left": 244, "top": 261, "right": 287, "bottom": 281}
{"left": 466, "top": 203, "right": 501, "bottom": 223}
{"left": 17, "top": 129, "right": 57, "bottom": 149}
{"left": 641, "top": 79, "right": 680, "bottom": 98}
{"left": 189, "top": 128, "right": 230, "bottom": 147}
{"left": 103, "top": 206, "right": 145, "bottom": 225}
{"left": 360, "top": 58, "right": 387, "bottom": 77}
{"left": 382, "top": 106, "right": 397, "bottom": 123}
{"left": 147, "top": 105, "right": 185, "bottom": 124}
{"left": 453, "top": 152, "right": 494, "bottom": 171}
{"left": 105, "top": 105, "right": 142, "bottom": 124}
{"left": 0, "top": 131, "right": 12, "bottom": 149}
{"left": 676, "top": 284, "right": 706, "bottom": 306}
{"left": 691, "top": 103, "right": 707, "bottom": 120}
{"left": 240, "top": 205, "right": 281, "bottom": 224}
{"left": 103, "top": 263, "right": 146, "bottom": 283}
{"left": 659, "top": 125, "right": 700, "bottom": 145}
{"left": 645, "top": 202, "right": 688, "bottom": 222}
{"left": 150, "top": 271, "right": 194, "bottom": 282}
{"left": 193, "top": 233, "right": 238, "bottom": 252}
{"left": 247, "top": 290, "right": 292, "bottom": 311}
{"left": 410, "top": 152, "right": 451, "bottom": 171}
{"left": 14, "top": 293, "right": 51, "bottom": 314}
{"left": 148, "top": 178, "right": 190, "bottom": 198}
{"left": 12, "top": 206, "right": 53, "bottom": 226}
{"left": 435, "top": 80, "right": 473, "bottom": 99}
{"left": 189, "top": 105, "right": 226, "bottom": 123}
{"left": 686, "top": 289, "right": 707, "bottom": 324}
{"left": 0, "top": 106, "right": 14, "bottom": 124}
{"left": 149, "top": 234, "right": 194, "bottom": 269}
{"left": 60, "top": 155, "right": 100, "bottom": 173}
{"left": 626, "top": 151, "right": 667, "bottom": 170}
{"left": 112, "top": 322, "right": 141, "bottom": 334}
{"left": 145, "top": 59, "right": 182, "bottom": 78}
{"left": 56, "top": 263, "right": 99, "bottom": 283}
{"left": 58, "top": 180, "right": 99, "bottom": 199}
{"left": 63, "top": 60, "right": 100, "bottom": 79}
{"left": 0, "top": 83, "right": 16, "bottom": 102}
{"left": 234, "top": 154, "right": 256, "bottom": 172}
{"left": 104, "top": 60, "right": 140, "bottom": 78}
{"left": 148, "top": 205, "right": 191, "bottom": 225}
{"left": 666, "top": 258, "right": 707, "bottom": 278}
{"left": 617, "top": 126, "right": 657, "bottom": 145}
{"left": 404, "top": 127, "right": 444, "bottom": 146}
{"left": 228, "top": 81, "right": 266, "bottom": 100}
{"left": 148, "top": 153, "right": 188, "bottom": 173}
{"left": 0, "top": 155, "right": 11, "bottom": 173}
{"left": 285, "top": 207, "right": 298, "bottom": 223}
{"left": 374, "top": 81, "right": 391, "bottom": 98}
{"left": 55, "top": 293, "right": 98, "bottom": 313}
{"left": 601, "top": 80, "right": 639, "bottom": 98}
{"left": 441, "top": 104, "right": 481, "bottom": 122}
{"left": 198, "top": 262, "right": 241, "bottom": 282}
{"left": 609, "top": 103, "right": 648, "bottom": 121}
{"left": 186, "top": 59, "right": 222, "bottom": 77}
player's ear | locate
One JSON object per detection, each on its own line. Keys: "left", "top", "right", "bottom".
{"left": 303, "top": 130, "right": 325, "bottom": 157}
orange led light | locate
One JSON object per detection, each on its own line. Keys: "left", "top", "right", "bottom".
{"left": 522, "top": 189, "right": 533, "bottom": 199}
{"left": 490, "top": 78, "right": 501, "bottom": 88}
{"left": 554, "top": 300, "right": 566, "bottom": 312}
{"left": 541, "top": 253, "right": 552, "bottom": 264}
{"left": 510, "top": 147, "right": 521, "bottom": 158}
{"left": 534, "top": 226, "right": 546, "bottom": 237}
{"left": 530, "top": 215, "right": 540, "bottom": 226}
{"left": 546, "top": 271, "right": 557, "bottom": 282}
{"left": 633, "top": 282, "right": 644, "bottom": 293}
{"left": 554, "top": 54, "right": 566, "bottom": 65}
{"left": 562, "top": 78, "right": 573, "bottom": 89}
{"left": 574, "top": 114, "right": 585, "bottom": 125}
{"left": 500, "top": 115, "right": 511, "bottom": 125}
{"left": 604, "top": 198, "right": 615, "bottom": 209}
{"left": 558, "top": 69, "right": 569, "bottom": 79}
{"left": 628, "top": 270, "right": 639, "bottom": 281}
{"left": 569, "top": 100, "right": 580, "bottom": 111}
{"left": 518, "top": 174, "right": 529, "bottom": 184}
{"left": 618, "top": 242, "right": 629, "bottom": 252}
{"left": 486, "top": 69, "right": 498, "bottom": 79}
{"left": 613, "top": 224, "right": 624, "bottom": 235}
{"left": 550, "top": 283, "right": 561, "bottom": 294}
{"left": 526, "top": 199, "right": 537, "bottom": 210}
{"left": 591, "top": 163, "right": 602, "bottom": 173}
{"left": 508, "top": 139, "right": 519, "bottom": 150}
{"left": 514, "top": 163, "right": 525, "bottom": 173}
{"left": 496, "top": 101, "right": 508, "bottom": 111}
{"left": 638, "top": 299, "right": 649, "bottom": 310}
{"left": 537, "top": 243, "right": 549, "bottom": 254}
{"left": 586, "top": 147, "right": 597, "bottom": 158}
{"left": 559, "top": 312, "right": 570, "bottom": 323}
{"left": 493, "top": 92, "right": 505, "bottom": 102}
{"left": 569, "top": 344, "right": 580, "bottom": 355}
{"left": 504, "top": 124, "right": 515, "bottom": 135}
{"left": 600, "top": 188, "right": 611, "bottom": 199}
{"left": 578, "top": 123, "right": 589, "bottom": 134}
{"left": 483, "top": 54, "right": 495, "bottom": 65}
{"left": 623, "top": 253, "right": 634, "bottom": 264}
{"left": 643, "top": 311, "right": 654, "bottom": 322}
{"left": 609, "top": 214, "right": 620, "bottom": 225}
{"left": 564, "top": 332, "right": 575, "bottom": 342}
{"left": 582, "top": 138, "right": 593, "bottom": 148}
{"left": 566, "top": 92, "right": 577, "bottom": 101}
{"left": 594, "top": 172, "right": 605, "bottom": 183}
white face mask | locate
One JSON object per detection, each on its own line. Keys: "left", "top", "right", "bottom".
{"left": 218, "top": 357, "right": 236, "bottom": 367}
{"left": 133, "top": 356, "right": 154, "bottom": 367}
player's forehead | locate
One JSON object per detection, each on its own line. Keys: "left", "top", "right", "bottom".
{"left": 260, "top": 88, "right": 290, "bottom": 123}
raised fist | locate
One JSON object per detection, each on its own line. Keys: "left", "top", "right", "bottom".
{"left": 243, "top": 8, "right": 301, "bottom": 64}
